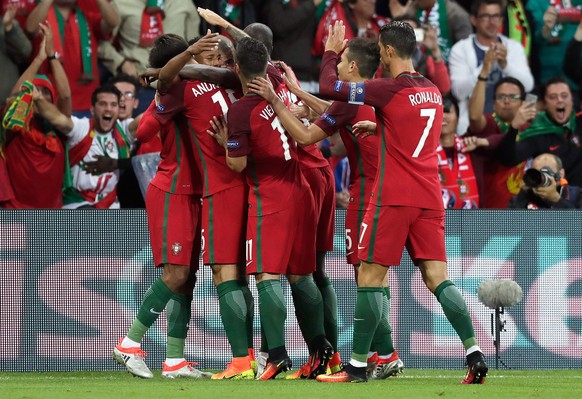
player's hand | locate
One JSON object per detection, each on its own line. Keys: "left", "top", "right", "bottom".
{"left": 279, "top": 61, "right": 301, "bottom": 93}
{"left": 139, "top": 68, "right": 160, "bottom": 86}
{"left": 247, "top": 77, "right": 277, "bottom": 103}
{"left": 197, "top": 7, "right": 228, "bottom": 29}
{"left": 324, "top": 20, "right": 347, "bottom": 54}
{"left": 84, "top": 155, "right": 118, "bottom": 175}
{"left": 336, "top": 190, "right": 350, "bottom": 209}
{"left": 511, "top": 102, "right": 537, "bottom": 129}
{"left": 352, "top": 120, "right": 376, "bottom": 137}
{"left": 207, "top": 115, "right": 228, "bottom": 148}
{"left": 187, "top": 29, "right": 220, "bottom": 56}
{"left": 461, "top": 136, "right": 489, "bottom": 152}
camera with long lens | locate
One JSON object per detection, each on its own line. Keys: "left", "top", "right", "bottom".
{"left": 522, "top": 167, "right": 558, "bottom": 188}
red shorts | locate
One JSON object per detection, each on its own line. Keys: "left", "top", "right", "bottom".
{"left": 246, "top": 183, "right": 316, "bottom": 275}
{"left": 201, "top": 185, "right": 247, "bottom": 265}
{"left": 302, "top": 166, "right": 335, "bottom": 252}
{"left": 345, "top": 207, "right": 366, "bottom": 265}
{"left": 146, "top": 185, "right": 201, "bottom": 268}
{"left": 358, "top": 205, "right": 446, "bottom": 266}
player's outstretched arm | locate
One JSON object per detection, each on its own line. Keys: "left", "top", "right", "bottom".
{"left": 179, "top": 64, "right": 241, "bottom": 90}
{"left": 248, "top": 77, "right": 328, "bottom": 146}
{"left": 279, "top": 61, "right": 330, "bottom": 116}
{"left": 197, "top": 7, "right": 249, "bottom": 44}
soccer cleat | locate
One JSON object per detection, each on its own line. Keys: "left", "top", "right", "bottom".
{"left": 366, "top": 352, "right": 379, "bottom": 378}
{"left": 256, "top": 351, "right": 268, "bottom": 376}
{"left": 112, "top": 340, "right": 153, "bottom": 379}
{"left": 461, "top": 351, "right": 488, "bottom": 384}
{"left": 285, "top": 359, "right": 311, "bottom": 379}
{"left": 248, "top": 348, "right": 258, "bottom": 375}
{"left": 256, "top": 357, "right": 292, "bottom": 380}
{"left": 369, "top": 351, "right": 404, "bottom": 380}
{"left": 161, "top": 361, "right": 213, "bottom": 379}
{"left": 308, "top": 339, "right": 334, "bottom": 379}
{"left": 327, "top": 352, "right": 342, "bottom": 374}
{"left": 211, "top": 356, "right": 255, "bottom": 380}
{"left": 316, "top": 364, "right": 367, "bottom": 383}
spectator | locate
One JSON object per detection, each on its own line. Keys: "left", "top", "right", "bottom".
{"left": 527, "top": 0, "right": 582, "bottom": 88}
{"left": 509, "top": 153, "right": 582, "bottom": 208}
{"left": 497, "top": 77, "right": 582, "bottom": 187}
{"left": 437, "top": 96, "right": 480, "bottom": 209}
{"left": 392, "top": 0, "right": 472, "bottom": 62}
{"left": 98, "top": 0, "right": 200, "bottom": 114}
{"left": 0, "top": 3, "right": 32, "bottom": 105}
{"left": 449, "top": 0, "right": 534, "bottom": 134}
{"left": 2, "top": 23, "right": 70, "bottom": 209}
{"left": 25, "top": 0, "right": 119, "bottom": 115}
{"left": 313, "top": 0, "right": 388, "bottom": 57}
{"left": 262, "top": 0, "right": 324, "bottom": 92}
{"left": 1, "top": 0, "right": 36, "bottom": 30}
{"left": 31, "top": 84, "right": 136, "bottom": 208}
{"left": 564, "top": 18, "right": 582, "bottom": 89}
{"left": 394, "top": 16, "right": 450, "bottom": 94}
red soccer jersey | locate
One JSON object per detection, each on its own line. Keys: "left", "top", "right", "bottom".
{"left": 227, "top": 94, "right": 302, "bottom": 216}
{"left": 315, "top": 101, "right": 378, "bottom": 210}
{"left": 138, "top": 101, "right": 201, "bottom": 195}
{"left": 154, "top": 79, "right": 244, "bottom": 197}
{"left": 319, "top": 51, "right": 443, "bottom": 210}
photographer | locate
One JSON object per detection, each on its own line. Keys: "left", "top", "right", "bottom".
{"left": 509, "top": 153, "right": 582, "bottom": 209}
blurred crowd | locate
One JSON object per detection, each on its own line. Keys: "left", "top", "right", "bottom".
{"left": 1, "top": 0, "right": 581, "bottom": 210}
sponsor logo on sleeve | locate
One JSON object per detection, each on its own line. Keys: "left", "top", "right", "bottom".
{"left": 227, "top": 140, "right": 240, "bottom": 149}
{"left": 156, "top": 103, "right": 165, "bottom": 112}
{"left": 320, "top": 113, "right": 336, "bottom": 126}
{"left": 349, "top": 82, "right": 365, "bottom": 105}
{"left": 334, "top": 81, "right": 344, "bottom": 92}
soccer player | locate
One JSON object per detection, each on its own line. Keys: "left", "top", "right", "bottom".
{"left": 221, "top": 37, "right": 328, "bottom": 381}
{"left": 315, "top": 21, "right": 488, "bottom": 384}
{"left": 153, "top": 34, "right": 256, "bottom": 380}
{"left": 249, "top": 37, "right": 403, "bottom": 380}
{"left": 112, "top": 34, "right": 214, "bottom": 379}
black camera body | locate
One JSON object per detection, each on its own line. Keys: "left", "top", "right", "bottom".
{"left": 522, "top": 167, "right": 560, "bottom": 188}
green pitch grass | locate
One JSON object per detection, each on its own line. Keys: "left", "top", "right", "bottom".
{"left": 1, "top": 369, "right": 581, "bottom": 399}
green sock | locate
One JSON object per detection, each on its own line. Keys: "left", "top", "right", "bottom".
{"left": 434, "top": 280, "right": 478, "bottom": 349}
{"left": 257, "top": 280, "right": 286, "bottom": 350}
{"left": 260, "top": 324, "right": 268, "bottom": 353}
{"left": 166, "top": 293, "right": 191, "bottom": 358}
{"left": 238, "top": 280, "right": 255, "bottom": 349}
{"left": 217, "top": 280, "right": 248, "bottom": 358}
{"left": 316, "top": 276, "right": 338, "bottom": 351}
{"left": 351, "top": 287, "right": 384, "bottom": 363}
{"left": 290, "top": 276, "right": 325, "bottom": 347}
{"left": 128, "top": 278, "right": 173, "bottom": 342}
{"left": 371, "top": 287, "right": 395, "bottom": 355}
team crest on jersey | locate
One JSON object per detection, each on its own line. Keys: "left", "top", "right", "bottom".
{"left": 334, "top": 81, "right": 343, "bottom": 92}
{"left": 171, "top": 242, "right": 182, "bottom": 255}
{"left": 227, "top": 140, "right": 240, "bottom": 149}
{"left": 320, "top": 113, "right": 336, "bottom": 126}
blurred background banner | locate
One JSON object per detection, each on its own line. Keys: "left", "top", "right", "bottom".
{"left": 0, "top": 210, "right": 581, "bottom": 371}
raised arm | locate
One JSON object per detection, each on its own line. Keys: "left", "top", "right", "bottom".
{"left": 25, "top": 0, "right": 52, "bottom": 34}
{"left": 32, "top": 87, "right": 73, "bottom": 134}
{"left": 197, "top": 7, "right": 248, "bottom": 44}
{"left": 468, "top": 48, "right": 495, "bottom": 133}
{"left": 248, "top": 77, "right": 328, "bottom": 146}
{"left": 179, "top": 64, "right": 241, "bottom": 90}
{"left": 96, "top": 0, "right": 120, "bottom": 35}
{"left": 3, "top": 4, "right": 32, "bottom": 64}
{"left": 279, "top": 62, "right": 330, "bottom": 115}
{"left": 41, "top": 22, "right": 71, "bottom": 116}
{"left": 11, "top": 33, "right": 46, "bottom": 96}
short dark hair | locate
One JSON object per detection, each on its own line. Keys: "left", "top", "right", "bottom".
{"left": 379, "top": 21, "right": 416, "bottom": 59}
{"left": 443, "top": 94, "right": 459, "bottom": 115}
{"left": 148, "top": 33, "right": 188, "bottom": 68}
{"left": 244, "top": 23, "right": 273, "bottom": 56}
{"left": 108, "top": 73, "right": 140, "bottom": 93}
{"left": 346, "top": 37, "right": 380, "bottom": 79}
{"left": 471, "top": 0, "right": 503, "bottom": 16}
{"left": 217, "top": 35, "right": 235, "bottom": 67}
{"left": 235, "top": 37, "right": 268, "bottom": 80}
{"left": 494, "top": 77, "right": 526, "bottom": 100}
{"left": 91, "top": 85, "right": 121, "bottom": 106}
{"left": 540, "top": 76, "right": 571, "bottom": 99}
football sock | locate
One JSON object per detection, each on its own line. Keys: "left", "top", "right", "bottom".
{"left": 217, "top": 280, "right": 249, "bottom": 358}
{"left": 434, "top": 280, "right": 478, "bottom": 349}
{"left": 316, "top": 276, "right": 338, "bottom": 351}
{"left": 238, "top": 280, "right": 255, "bottom": 349}
{"left": 371, "top": 287, "right": 395, "bottom": 355}
{"left": 351, "top": 287, "right": 384, "bottom": 363}
{"left": 257, "top": 279, "right": 286, "bottom": 350}
{"left": 290, "top": 276, "right": 325, "bottom": 346}
{"left": 166, "top": 293, "right": 191, "bottom": 358}
{"left": 128, "top": 278, "right": 173, "bottom": 342}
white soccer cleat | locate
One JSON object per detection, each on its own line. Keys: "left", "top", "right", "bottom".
{"left": 256, "top": 351, "right": 268, "bottom": 376}
{"left": 161, "top": 361, "right": 213, "bottom": 379}
{"left": 112, "top": 341, "right": 153, "bottom": 379}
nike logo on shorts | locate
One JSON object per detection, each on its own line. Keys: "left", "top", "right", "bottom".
{"left": 150, "top": 308, "right": 161, "bottom": 315}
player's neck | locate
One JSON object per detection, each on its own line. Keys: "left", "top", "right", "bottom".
{"left": 389, "top": 59, "right": 416, "bottom": 78}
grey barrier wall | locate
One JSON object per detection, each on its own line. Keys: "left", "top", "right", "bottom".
{"left": 0, "top": 209, "right": 581, "bottom": 372}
